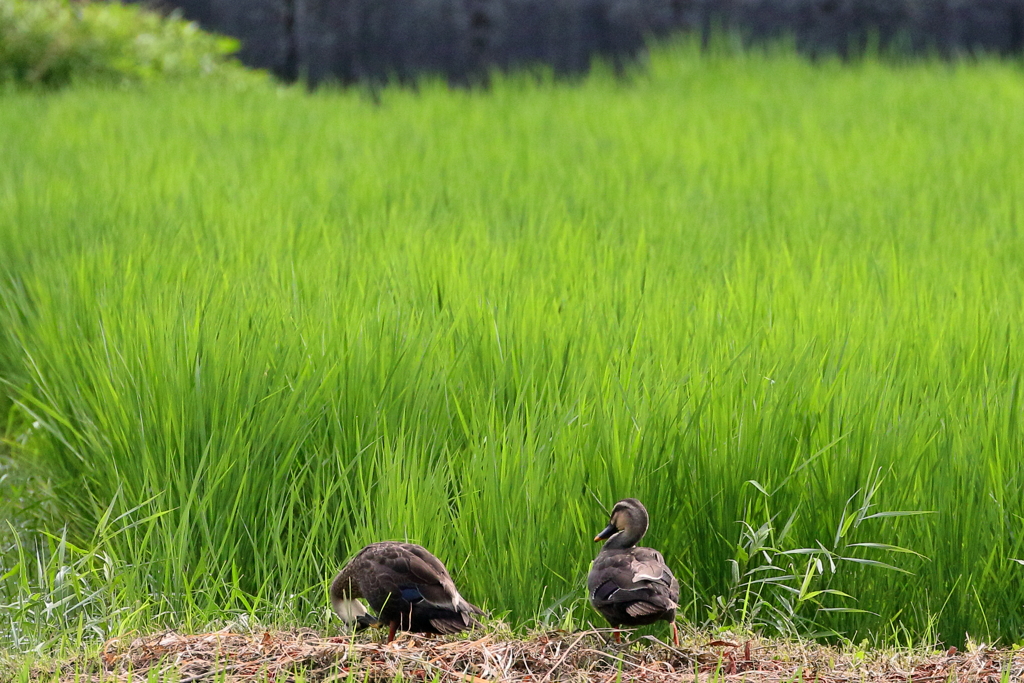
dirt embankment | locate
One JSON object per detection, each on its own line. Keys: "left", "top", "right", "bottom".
{"left": 33, "top": 628, "right": 1024, "bottom": 683}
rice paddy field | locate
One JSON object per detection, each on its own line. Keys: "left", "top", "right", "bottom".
{"left": 2, "top": 41, "right": 1024, "bottom": 664}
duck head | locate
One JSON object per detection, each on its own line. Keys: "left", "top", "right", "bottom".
{"left": 594, "top": 498, "right": 649, "bottom": 549}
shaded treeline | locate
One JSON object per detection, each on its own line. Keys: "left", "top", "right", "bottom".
{"left": 149, "top": 0, "right": 1024, "bottom": 86}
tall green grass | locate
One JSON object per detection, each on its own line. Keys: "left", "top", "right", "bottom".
{"left": 1, "top": 42, "right": 1024, "bottom": 652}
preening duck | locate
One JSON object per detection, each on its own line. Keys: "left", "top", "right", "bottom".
{"left": 330, "top": 541, "right": 483, "bottom": 643}
{"left": 588, "top": 498, "right": 680, "bottom": 645}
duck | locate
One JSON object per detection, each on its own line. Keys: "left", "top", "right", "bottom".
{"left": 330, "top": 541, "right": 484, "bottom": 643}
{"left": 588, "top": 498, "right": 680, "bottom": 645}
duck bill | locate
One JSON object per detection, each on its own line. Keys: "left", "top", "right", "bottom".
{"left": 594, "top": 523, "right": 618, "bottom": 542}
{"left": 354, "top": 614, "right": 380, "bottom": 631}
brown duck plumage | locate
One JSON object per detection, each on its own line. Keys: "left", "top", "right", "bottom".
{"left": 330, "top": 541, "right": 483, "bottom": 642}
{"left": 588, "top": 498, "right": 680, "bottom": 645}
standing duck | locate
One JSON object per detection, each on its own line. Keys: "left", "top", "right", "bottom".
{"left": 330, "top": 541, "right": 483, "bottom": 643}
{"left": 588, "top": 498, "right": 680, "bottom": 645}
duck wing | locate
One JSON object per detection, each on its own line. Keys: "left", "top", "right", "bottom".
{"left": 333, "top": 542, "right": 483, "bottom": 634}
{"left": 347, "top": 542, "right": 482, "bottom": 632}
{"left": 588, "top": 547, "right": 679, "bottom": 616}
{"left": 382, "top": 543, "right": 483, "bottom": 614}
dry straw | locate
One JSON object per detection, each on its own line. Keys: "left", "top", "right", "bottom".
{"left": 38, "top": 629, "right": 1024, "bottom": 683}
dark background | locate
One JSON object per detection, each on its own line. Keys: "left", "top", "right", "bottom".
{"left": 148, "top": 0, "right": 1024, "bottom": 85}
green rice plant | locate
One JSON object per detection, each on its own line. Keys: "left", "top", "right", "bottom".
{"left": 1, "top": 40, "right": 1023, "bottom": 654}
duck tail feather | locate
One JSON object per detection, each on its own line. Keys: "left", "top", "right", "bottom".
{"left": 429, "top": 615, "right": 480, "bottom": 634}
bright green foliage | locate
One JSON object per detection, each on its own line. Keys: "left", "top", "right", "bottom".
{"left": 0, "top": 0, "right": 253, "bottom": 89}
{"left": 1, "top": 44, "right": 1023, "bottom": 651}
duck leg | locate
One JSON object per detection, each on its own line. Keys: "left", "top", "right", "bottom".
{"left": 387, "top": 621, "right": 397, "bottom": 644}
{"left": 671, "top": 622, "right": 679, "bottom": 647}
{"left": 613, "top": 630, "right": 621, "bottom": 644}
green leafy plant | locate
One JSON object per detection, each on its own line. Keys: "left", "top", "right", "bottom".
{"left": 708, "top": 472, "right": 930, "bottom": 638}
{"left": 0, "top": 0, "right": 255, "bottom": 88}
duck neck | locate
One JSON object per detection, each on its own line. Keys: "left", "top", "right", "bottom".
{"left": 604, "top": 525, "right": 645, "bottom": 550}
{"left": 330, "top": 566, "right": 361, "bottom": 601}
